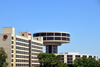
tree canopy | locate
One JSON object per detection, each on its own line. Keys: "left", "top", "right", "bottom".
{"left": 73, "top": 56, "right": 100, "bottom": 67}
{"left": 38, "top": 53, "right": 68, "bottom": 67}
{"left": 0, "top": 47, "right": 8, "bottom": 67}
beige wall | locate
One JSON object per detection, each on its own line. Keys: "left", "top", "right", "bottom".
{"left": 0, "top": 34, "right": 12, "bottom": 67}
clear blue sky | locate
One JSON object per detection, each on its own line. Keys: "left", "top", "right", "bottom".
{"left": 0, "top": 0, "right": 100, "bottom": 57}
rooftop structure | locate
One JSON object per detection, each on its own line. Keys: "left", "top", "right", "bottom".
{"left": 33, "top": 32, "right": 70, "bottom": 53}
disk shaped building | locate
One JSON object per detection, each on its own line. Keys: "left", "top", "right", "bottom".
{"left": 33, "top": 32, "right": 70, "bottom": 53}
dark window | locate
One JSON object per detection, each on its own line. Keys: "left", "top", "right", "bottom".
{"left": 47, "top": 33, "right": 54, "bottom": 36}
{"left": 49, "top": 45, "right": 52, "bottom": 53}
{"left": 67, "top": 55, "right": 72, "bottom": 57}
{"left": 12, "top": 50, "right": 13, "bottom": 53}
{"left": 12, "top": 45, "right": 13, "bottom": 48}
{"left": 67, "top": 34, "right": 70, "bottom": 37}
{"left": 47, "top": 37, "right": 54, "bottom": 40}
{"left": 62, "top": 37, "right": 66, "bottom": 40}
{"left": 75, "top": 55, "right": 80, "bottom": 57}
{"left": 40, "top": 33, "right": 46, "bottom": 36}
{"left": 66, "top": 38, "right": 70, "bottom": 41}
{"left": 12, "top": 37, "right": 14, "bottom": 40}
{"left": 12, "top": 55, "right": 13, "bottom": 57}
{"left": 12, "top": 41, "right": 14, "bottom": 44}
{"left": 62, "top": 33, "right": 66, "bottom": 36}
{"left": 43, "top": 37, "right": 46, "bottom": 40}
{"left": 36, "top": 33, "right": 39, "bottom": 36}
{"left": 89, "top": 56, "right": 92, "bottom": 58}
{"left": 12, "top": 59, "right": 13, "bottom": 62}
{"left": 94, "top": 56, "right": 96, "bottom": 58}
{"left": 22, "top": 34, "right": 24, "bottom": 36}
{"left": 12, "top": 64, "right": 13, "bottom": 66}
{"left": 67, "top": 58, "right": 72, "bottom": 60}
{"left": 37, "top": 38, "right": 38, "bottom": 40}
{"left": 55, "top": 37, "right": 61, "bottom": 40}
{"left": 67, "top": 61, "right": 72, "bottom": 63}
{"left": 61, "top": 58, "right": 64, "bottom": 60}
{"left": 55, "top": 33, "right": 61, "bottom": 36}
{"left": 33, "top": 34, "right": 36, "bottom": 37}
{"left": 59, "top": 55, "right": 64, "bottom": 57}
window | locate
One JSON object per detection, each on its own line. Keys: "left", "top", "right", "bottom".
{"left": 37, "top": 38, "right": 38, "bottom": 40}
{"left": 40, "top": 33, "right": 46, "bottom": 36}
{"left": 67, "top": 34, "right": 70, "bottom": 37}
{"left": 22, "top": 34, "right": 24, "bottom": 36}
{"left": 55, "top": 37, "right": 61, "bottom": 40}
{"left": 89, "top": 56, "right": 92, "bottom": 58}
{"left": 43, "top": 37, "right": 46, "bottom": 40}
{"left": 62, "top": 33, "right": 66, "bottom": 36}
{"left": 75, "top": 55, "right": 80, "bottom": 57}
{"left": 67, "top": 55, "right": 73, "bottom": 57}
{"left": 47, "top": 33, "right": 54, "bottom": 36}
{"left": 47, "top": 37, "right": 54, "bottom": 40}
{"left": 62, "top": 37, "right": 66, "bottom": 40}
{"left": 11, "top": 64, "right": 13, "bottom": 66}
{"left": 12, "top": 55, "right": 13, "bottom": 57}
{"left": 12, "top": 59, "right": 13, "bottom": 62}
{"left": 66, "top": 38, "right": 70, "bottom": 41}
{"left": 12, "top": 45, "right": 13, "bottom": 48}
{"left": 36, "top": 33, "right": 39, "bottom": 36}
{"left": 12, "top": 50, "right": 13, "bottom": 53}
{"left": 55, "top": 33, "right": 61, "bottom": 36}
{"left": 12, "top": 37, "right": 14, "bottom": 40}
{"left": 12, "top": 41, "right": 14, "bottom": 44}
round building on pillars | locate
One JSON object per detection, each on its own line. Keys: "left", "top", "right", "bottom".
{"left": 33, "top": 32, "right": 70, "bottom": 54}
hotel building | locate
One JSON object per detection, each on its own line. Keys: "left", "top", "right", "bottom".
{"left": 0, "top": 27, "right": 43, "bottom": 67}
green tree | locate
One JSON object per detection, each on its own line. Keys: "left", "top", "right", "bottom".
{"left": 73, "top": 56, "right": 100, "bottom": 67}
{"left": 0, "top": 47, "right": 8, "bottom": 67}
{"left": 38, "top": 53, "right": 68, "bottom": 67}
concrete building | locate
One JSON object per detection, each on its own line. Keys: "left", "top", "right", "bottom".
{"left": 55, "top": 52, "right": 98, "bottom": 65}
{"left": 33, "top": 32, "right": 70, "bottom": 54}
{"left": 0, "top": 27, "right": 43, "bottom": 67}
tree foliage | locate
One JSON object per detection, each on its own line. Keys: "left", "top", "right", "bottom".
{"left": 38, "top": 53, "right": 68, "bottom": 67}
{"left": 73, "top": 56, "right": 100, "bottom": 67}
{"left": 0, "top": 47, "right": 8, "bottom": 67}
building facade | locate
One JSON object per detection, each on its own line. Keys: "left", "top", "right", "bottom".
{"left": 55, "top": 52, "right": 98, "bottom": 65}
{"left": 0, "top": 27, "right": 43, "bottom": 67}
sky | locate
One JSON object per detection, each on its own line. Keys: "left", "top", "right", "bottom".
{"left": 0, "top": 0, "right": 100, "bottom": 57}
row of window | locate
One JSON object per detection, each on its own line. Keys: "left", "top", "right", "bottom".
{"left": 16, "top": 59, "right": 29, "bottom": 62}
{"left": 32, "top": 49, "right": 42, "bottom": 53}
{"left": 32, "top": 64, "right": 40, "bottom": 66}
{"left": 43, "top": 37, "right": 70, "bottom": 41}
{"left": 32, "top": 57, "right": 38, "bottom": 59}
{"left": 33, "top": 33, "right": 70, "bottom": 37}
{"left": 58, "top": 55, "right": 96, "bottom": 58}
{"left": 16, "top": 38, "right": 29, "bottom": 43}
{"left": 16, "top": 46, "right": 29, "bottom": 51}
{"left": 16, "top": 64, "right": 29, "bottom": 66}
{"left": 16, "top": 55, "right": 29, "bottom": 58}
{"left": 32, "top": 45, "right": 42, "bottom": 49}
{"left": 32, "top": 53, "right": 39, "bottom": 55}
{"left": 32, "top": 42, "right": 42, "bottom": 46}
{"left": 16, "top": 51, "right": 29, "bottom": 54}
{"left": 32, "top": 60, "right": 39, "bottom": 63}
{"left": 16, "top": 42, "right": 29, "bottom": 47}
